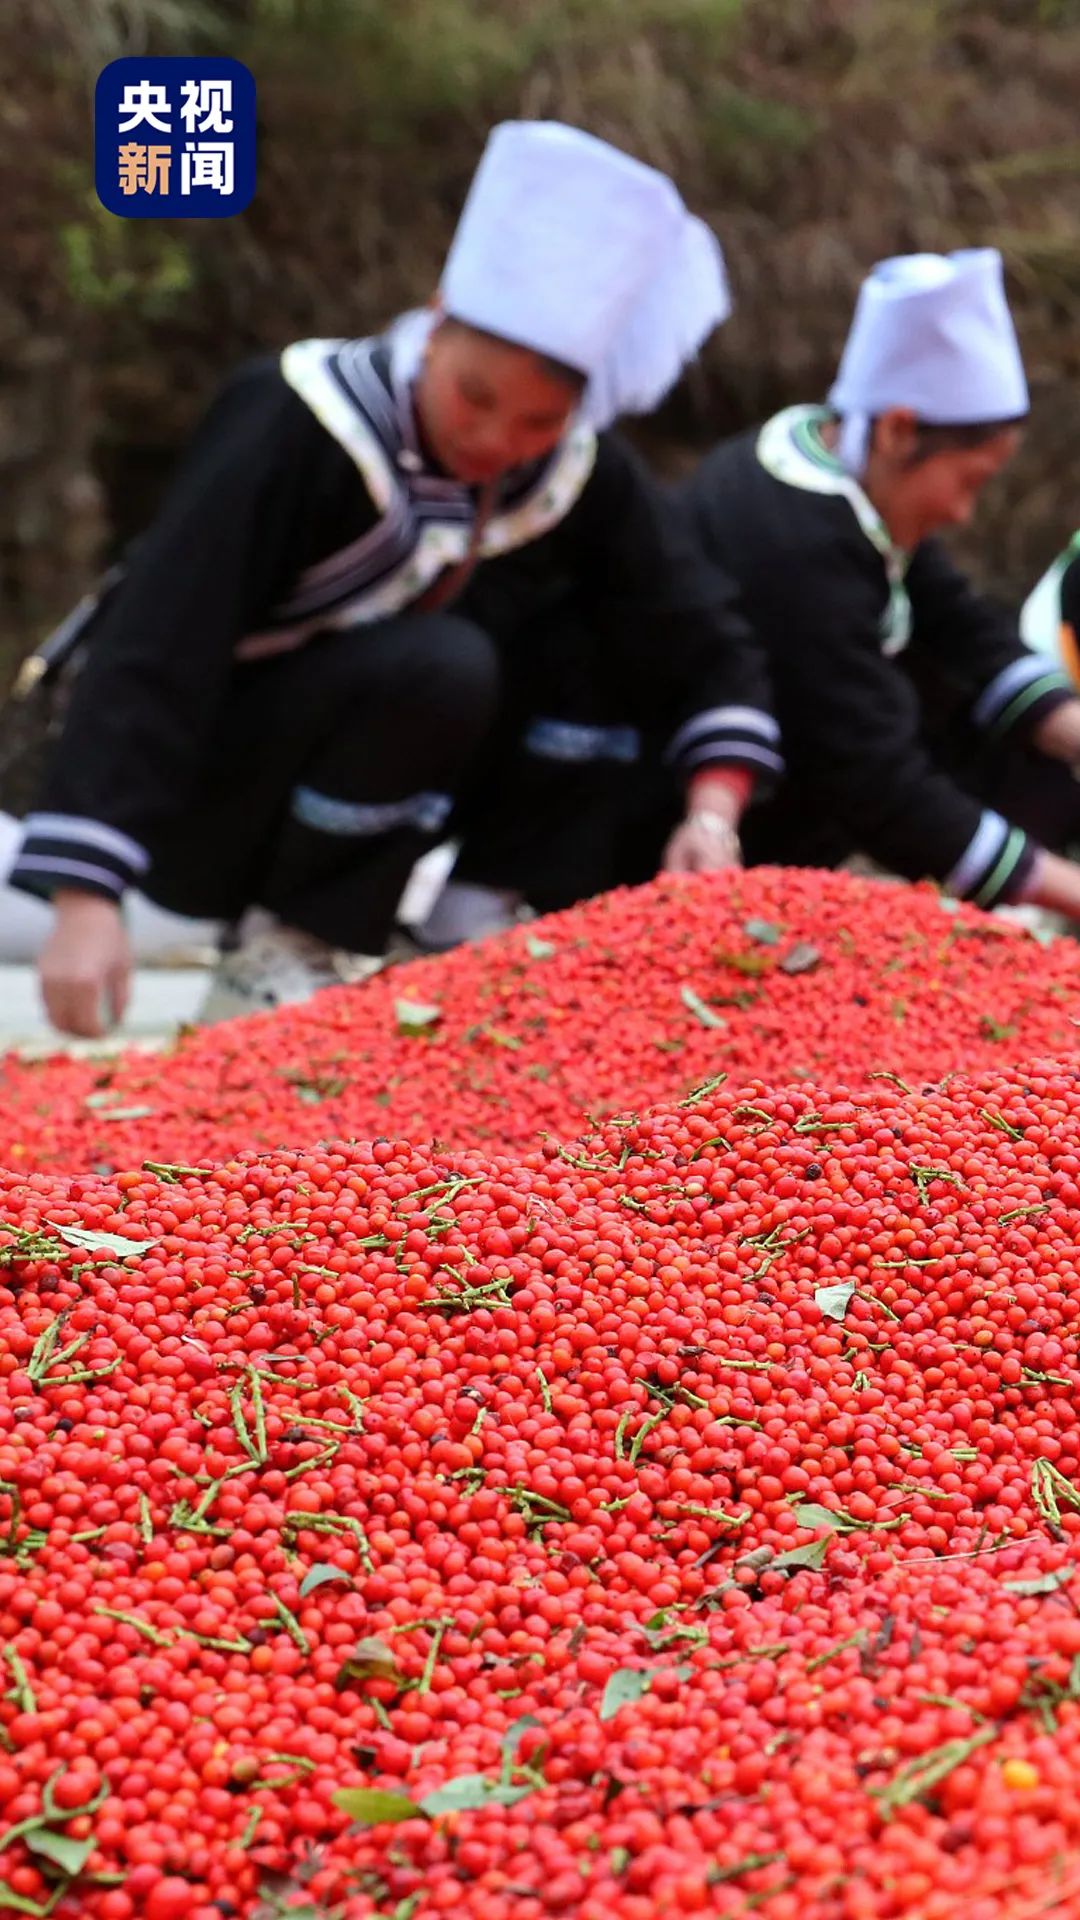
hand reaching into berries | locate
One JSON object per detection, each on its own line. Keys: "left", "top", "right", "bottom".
{"left": 40, "top": 890, "right": 132, "bottom": 1038}
{"left": 1032, "top": 696, "right": 1080, "bottom": 765}
{"left": 1020, "top": 849, "right": 1080, "bottom": 925}
{"left": 663, "top": 765, "right": 750, "bottom": 873}
{"left": 663, "top": 807, "right": 743, "bottom": 872}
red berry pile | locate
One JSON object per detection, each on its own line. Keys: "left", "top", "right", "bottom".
{"left": 2, "top": 868, "right": 1080, "bottom": 1172}
{"left": 5, "top": 1015, "right": 1080, "bottom": 1914}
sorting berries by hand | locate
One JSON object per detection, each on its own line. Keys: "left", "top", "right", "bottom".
{"left": 3, "top": 871, "right": 1080, "bottom": 1917}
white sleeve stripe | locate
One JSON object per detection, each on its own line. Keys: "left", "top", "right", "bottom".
{"left": 944, "top": 809, "right": 1009, "bottom": 898}
{"left": 23, "top": 813, "right": 149, "bottom": 874}
{"left": 971, "top": 656, "right": 1060, "bottom": 728}
{"left": 11, "top": 855, "right": 125, "bottom": 894}
{"left": 668, "top": 706, "right": 781, "bottom": 757}
{"left": 675, "top": 740, "right": 785, "bottom": 773}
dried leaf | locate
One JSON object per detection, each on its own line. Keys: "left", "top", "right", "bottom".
{"left": 793, "top": 1500, "right": 906, "bottom": 1536}
{"left": 334, "top": 1636, "right": 402, "bottom": 1689}
{"left": 769, "top": 1537, "right": 831, "bottom": 1573}
{"left": 420, "top": 1773, "right": 534, "bottom": 1814}
{"left": 1003, "top": 1566, "right": 1075, "bottom": 1597}
{"left": 394, "top": 1000, "right": 441, "bottom": 1034}
{"left": 680, "top": 986, "right": 727, "bottom": 1030}
{"left": 815, "top": 1281, "right": 856, "bottom": 1322}
{"left": 499, "top": 1714, "right": 541, "bottom": 1775}
{"left": 50, "top": 1221, "right": 161, "bottom": 1257}
{"left": 599, "top": 1668, "right": 658, "bottom": 1720}
{"left": 298, "top": 1563, "right": 354, "bottom": 1598}
{"left": 713, "top": 947, "right": 773, "bottom": 977}
{"left": 779, "top": 943, "right": 821, "bottom": 975}
{"left": 331, "top": 1788, "right": 419, "bottom": 1825}
{"left": 792, "top": 1503, "right": 842, "bottom": 1532}
{"left": 0, "top": 1889, "right": 59, "bottom": 1915}
{"left": 743, "top": 918, "right": 782, "bottom": 946}
{"left": 480, "top": 1027, "right": 522, "bottom": 1050}
{"left": 25, "top": 1830, "right": 94, "bottom": 1875}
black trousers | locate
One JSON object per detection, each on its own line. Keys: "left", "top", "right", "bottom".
{"left": 451, "top": 601, "right": 675, "bottom": 912}
{"left": 142, "top": 612, "right": 499, "bottom": 952}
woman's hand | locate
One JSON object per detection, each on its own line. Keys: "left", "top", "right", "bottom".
{"left": 40, "top": 891, "right": 132, "bottom": 1038}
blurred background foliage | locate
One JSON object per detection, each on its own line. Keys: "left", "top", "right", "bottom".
{"left": 3, "top": 0, "right": 1080, "bottom": 675}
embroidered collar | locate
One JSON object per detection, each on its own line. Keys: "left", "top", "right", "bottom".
{"left": 756, "top": 404, "right": 914, "bottom": 659}
{"left": 384, "top": 311, "right": 433, "bottom": 475}
{"left": 264, "top": 331, "right": 599, "bottom": 650}
{"left": 756, "top": 404, "right": 910, "bottom": 576}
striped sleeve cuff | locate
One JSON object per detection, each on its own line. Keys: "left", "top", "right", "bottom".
{"left": 664, "top": 706, "right": 784, "bottom": 783}
{"left": 971, "top": 656, "right": 1074, "bottom": 742}
{"left": 944, "top": 809, "right": 1036, "bottom": 909}
{"left": 7, "top": 814, "right": 150, "bottom": 902}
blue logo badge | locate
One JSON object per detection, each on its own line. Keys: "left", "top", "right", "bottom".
{"left": 95, "top": 57, "right": 255, "bottom": 218}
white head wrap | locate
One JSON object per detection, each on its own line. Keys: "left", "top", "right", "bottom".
{"left": 828, "top": 249, "right": 1029, "bottom": 474}
{"left": 441, "top": 120, "right": 730, "bottom": 431}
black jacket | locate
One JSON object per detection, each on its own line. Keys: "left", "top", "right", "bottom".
{"left": 673, "top": 406, "right": 1074, "bottom": 906}
{"left": 11, "top": 326, "right": 778, "bottom": 903}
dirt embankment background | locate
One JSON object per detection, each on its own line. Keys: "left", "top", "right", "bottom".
{"left": 4, "top": 0, "right": 1080, "bottom": 677}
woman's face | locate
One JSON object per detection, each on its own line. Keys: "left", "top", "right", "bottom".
{"left": 415, "top": 321, "right": 582, "bottom": 485}
{"left": 866, "top": 410, "right": 1022, "bottom": 550}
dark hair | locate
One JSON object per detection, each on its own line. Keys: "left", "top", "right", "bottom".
{"left": 851, "top": 415, "right": 1024, "bottom": 467}
{"left": 437, "top": 315, "right": 588, "bottom": 396}
{"left": 906, "top": 417, "right": 1026, "bottom": 462}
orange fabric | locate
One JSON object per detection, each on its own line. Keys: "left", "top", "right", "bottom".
{"left": 1059, "top": 620, "right": 1080, "bottom": 691}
